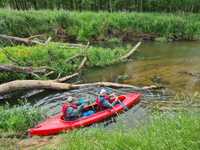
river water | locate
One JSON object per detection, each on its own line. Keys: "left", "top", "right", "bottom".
{"left": 1, "top": 42, "right": 200, "bottom": 120}
{"left": 83, "top": 42, "right": 200, "bottom": 92}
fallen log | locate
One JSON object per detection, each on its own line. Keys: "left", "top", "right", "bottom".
{"left": 0, "top": 34, "right": 34, "bottom": 45}
{"left": 0, "top": 34, "right": 50, "bottom": 45}
{"left": 0, "top": 64, "right": 54, "bottom": 74}
{"left": 0, "top": 80, "right": 161, "bottom": 95}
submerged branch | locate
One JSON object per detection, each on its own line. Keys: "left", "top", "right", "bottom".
{"left": 119, "top": 41, "right": 142, "bottom": 61}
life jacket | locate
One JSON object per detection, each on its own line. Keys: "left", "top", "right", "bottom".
{"left": 61, "top": 103, "right": 77, "bottom": 117}
{"left": 96, "top": 95, "right": 111, "bottom": 110}
{"left": 102, "top": 95, "right": 116, "bottom": 103}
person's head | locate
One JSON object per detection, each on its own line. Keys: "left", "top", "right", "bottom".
{"left": 99, "top": 88, "right": 107, "bottom": 96}
{"left": 65, "top": 96, "right": 74, "bottom": 104}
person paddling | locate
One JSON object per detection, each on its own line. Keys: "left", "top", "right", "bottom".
{"left": 61, "top": 96, "right": 84, "bottom": 121}
{"left": 96, "top": 88, "right": 129, "bottom": 112}
{"left": 96, "top": 88, "right": 118, "bottom": 110}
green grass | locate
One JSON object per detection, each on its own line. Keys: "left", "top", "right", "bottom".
{"left": 42, "top": 112, "right": 200, "bottom": 150}
{"left": 0, "top": 104, "right": 45, "bottom": 134}
{"left": 0, "top": 43, "right": 129, "bottom": 82}
{"left": 1, "top": 9, "right": 200, "bottom": 42}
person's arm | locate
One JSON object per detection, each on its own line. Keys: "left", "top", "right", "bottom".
{"left": 72, "top": 104, "right": 84, "bottom": 115}
{"left": 102, "top": 100, "right": 113, "bottom": 108}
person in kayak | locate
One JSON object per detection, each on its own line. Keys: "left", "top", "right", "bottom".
{"left": 96, "top": 88, "right": 118, "bottom": 110}
{"left": 62, "top": 96, "right": 85, "bottom": 121}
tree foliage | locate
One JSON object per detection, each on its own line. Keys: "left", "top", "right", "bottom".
{"left": 0, "top": 0, "right": 200, "bottom": 12}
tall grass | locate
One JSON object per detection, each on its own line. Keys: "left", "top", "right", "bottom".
{"left": 42, "top": 112, "right": 200, "bottom": 150}
{"left": 1, "top": 9, "right": 200, "bottom": 42}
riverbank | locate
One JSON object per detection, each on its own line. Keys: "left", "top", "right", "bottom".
{"left": 1, "top": 111, "right": 199, "bottom": 150}
{"left": 43, "top": 112, "right": 200, "bottom": 150}
{"left": 1, "top": 9, "right": 200, "bottom": 44}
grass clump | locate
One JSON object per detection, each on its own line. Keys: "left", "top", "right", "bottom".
{"left": 0, "top": 104, "right": 45, "bottom": 133}
{"left": 42, "top": 112, "right": 200, "bottom": 150}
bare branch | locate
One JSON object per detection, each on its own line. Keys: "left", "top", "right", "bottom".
{"left": 0, "top": 80, "right": 162, "bottom": 95}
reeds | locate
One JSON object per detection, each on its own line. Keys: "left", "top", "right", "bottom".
{"left": 1, "top": 10, "right": 200, "bottom": 42}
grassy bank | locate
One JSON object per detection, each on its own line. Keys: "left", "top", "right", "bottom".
{"left": 0, "top": 104, "right": 45, "bottom": 136}
{"left": 38, "top": 112, "right": 200, "bottom": 150}
{"left": 1, "top": 9, "right": 200, "bottom": 42}
{"left": 0, "top": 43, "right": 129, "bottom": 83}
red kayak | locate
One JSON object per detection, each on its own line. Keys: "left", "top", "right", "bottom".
{"left": 28, "top": 92, "right": 141, "bottom": 136}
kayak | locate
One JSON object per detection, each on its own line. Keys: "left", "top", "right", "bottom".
{"left": 28, "top": 92, "right": 141, "bottom": 136}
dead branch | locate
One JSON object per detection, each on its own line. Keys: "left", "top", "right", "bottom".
{"left": 28, "top": 34, "right": 44, "bottom": 40}
{"left": 120, "top": 41, "right": 142, "bottom": 61}
{"left": 44, "top": 71, "right": 55, "bottom": 77}
{"left": 45, "top": 37, "right": 52, "bottom": 45}
{"left": 0, "top": 64, "right": 55, "bottom": 75}
{"left": 0, "top": 80, "right": 160, "bottom": 95}
{"left": 56, "top": 72, "right": 79, "bottom": 82}
{"left": 77, "top": 56, "right": 87, "bottom": 71}
{"left": 2, "top": 49, "right": 24, "bottom": 66}
{"left": 66, "top": 43, "right": 84, "bottom": 48}
{"left": 65, "top": 54, "right": 82, "bottom": 63}
{"left": 0, "top": 34, "right": 34, "bottom": 45}
{"left": 77, "top": 42, "right": 90, "bottom": 71}
{"left": 0, "top": 34, "right": 50, "bottom": 45}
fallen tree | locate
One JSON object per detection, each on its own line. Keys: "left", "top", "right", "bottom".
{"left": 0, "top": 34, "right": 51, "bottom": 45}
{"left": 0, "top": 80, "right": 161, "bottom": 95}
{"left": 0, "top": 64, "right": 54, "bottom": 74}
{"left": 0, "top": 64, "right": 56, "bottom": 79}
{"left": 0, "top": 41, "right": 144, "bottom": 96}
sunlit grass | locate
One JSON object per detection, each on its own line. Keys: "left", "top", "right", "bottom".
{"left": 42, "top": 112, "right": 200, "bottom": 150}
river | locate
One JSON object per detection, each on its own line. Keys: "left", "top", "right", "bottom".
{"left": 1, "top": 42, "right": 200, "bottom": 118}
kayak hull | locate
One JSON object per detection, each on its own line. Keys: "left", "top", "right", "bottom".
{"left": 28, "top": 92, "right": 141, "bottom": 136}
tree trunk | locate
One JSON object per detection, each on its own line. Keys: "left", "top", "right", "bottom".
{"left": 0, "top": 80, "right": 160, "bottom": 95}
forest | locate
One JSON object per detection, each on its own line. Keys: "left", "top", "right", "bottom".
{"left": 0, "top": 0, "right": 200, "bottom": 12}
